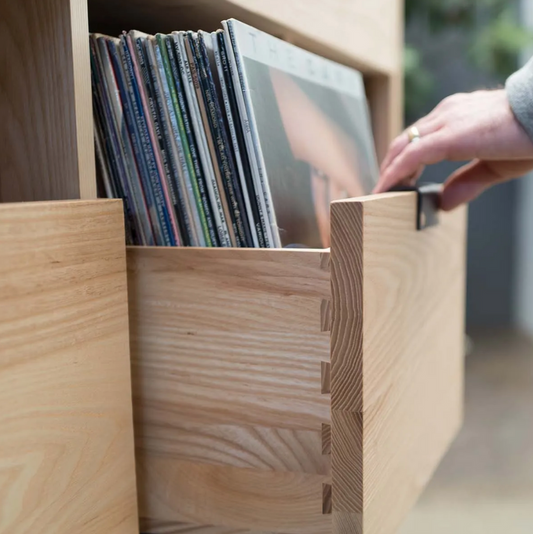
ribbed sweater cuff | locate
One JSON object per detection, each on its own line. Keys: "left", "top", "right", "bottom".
{"left": 506, "top": 56, "right": 533, "bottom": 142}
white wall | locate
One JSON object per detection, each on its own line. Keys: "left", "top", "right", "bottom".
{"left": 515, "top": 0, "right": 533, "bottom": 336}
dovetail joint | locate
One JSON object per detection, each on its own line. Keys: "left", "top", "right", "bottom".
{"left": 321, "top": 361, "right": 331, "bottom": 394}
{"left": 320, "top": 252, "right": 330, "bottom": 272}
{"left": 320, "top": 299, "right": 332, "bottom": 332}
{"left": 322, "top": 483, "right": 332, "bottom": 514}
{"left": 322, "top": 423, "right": 331, "bottom": 455}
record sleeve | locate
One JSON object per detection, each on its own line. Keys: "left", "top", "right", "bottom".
{"left": 196, "top": 31, "right": 253, "bottom": 248}
{"left": 221, "top": 22, "right": 277, "bottom": 247}
{"left": 93, "top": 108, "right": 117, "bottom": 200}
{"left": 115, "top": 34, "right": 179, "bottom": 246}
{"left": 213, "top": 30, "right": 265, "bottom": 248}
{"left": 163, "top": 34, "right": 219, "bottom": 247}
{"left": 97, "top": 38, "right": 140, "bottom": 246}
{"left": 223, "top": 19, "right": 379, "bottom": 248}
{"left": 145, "top": 35, "right": 200, "bottom": 245}
{"left": 172, "top": 31, "right": 233, "bottom": 247}
{"left": 90, "top": 37, "right": 122, "bottom": 201}
{"left": 154, "top": 35, "right": 209, "bottom": 246}
{"left": 184, "top": 32, "right": 239, "bottom": 247}
{"left": 92, "top": 34, "right": 154, "bottom": 245}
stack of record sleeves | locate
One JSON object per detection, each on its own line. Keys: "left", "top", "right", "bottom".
{"left": 91, "top": 20, "right": 378, "bottom": 248}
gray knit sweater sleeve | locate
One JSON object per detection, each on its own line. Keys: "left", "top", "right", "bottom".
{"left": 506, "top": 57, "right": 533, "bottom": 141}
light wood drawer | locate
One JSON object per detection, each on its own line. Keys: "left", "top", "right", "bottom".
{"left": 128, "top": 191, "right": 467, "bottom": 534}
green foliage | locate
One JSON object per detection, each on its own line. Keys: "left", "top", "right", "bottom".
{"left": 404, "top": 45, "right": 434, "bottom": 118}
{"left": 469, "top": 9, "right": 532, "bottom": 74}
{"left": 405, "top": 0, "right": 533, "bottom": 116}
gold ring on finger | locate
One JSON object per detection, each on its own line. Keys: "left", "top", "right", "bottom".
{"left": 407, "top": 126, "right": 421, "bottom": 144}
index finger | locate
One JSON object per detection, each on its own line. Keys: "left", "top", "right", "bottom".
{"left": 380, "top": 130, "right": 411, "bottom": 174}
{"left": 374, "top": 132, "right": 448, "bottom": 193}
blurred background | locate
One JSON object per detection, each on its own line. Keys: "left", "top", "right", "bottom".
{"left": 400, "top": 0, "right": 533, "bottom": 532}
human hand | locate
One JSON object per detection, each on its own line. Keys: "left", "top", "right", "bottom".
{"left": 374, "top": 89, "right": 533, "bottom": 210}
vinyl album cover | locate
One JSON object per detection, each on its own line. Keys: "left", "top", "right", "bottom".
{"left": 225, "top": 19, "right": 379, "bottom": 248}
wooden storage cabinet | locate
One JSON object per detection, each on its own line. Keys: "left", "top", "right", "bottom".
{"left": 1, "top": 1, "right": 467, "bottom": 533}
{"left": 128, "top": 192, "right": 467, "bottom": 534}
{"left": 0, "top": 0, "right": 402, "bottom": 204}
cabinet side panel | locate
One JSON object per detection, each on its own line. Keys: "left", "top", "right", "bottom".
{"left": 361, "top": 193, "right": 467, "bottom": 534}
{"left": 0, "top": 200, "right": 137, "bottom": 533}
{"left": 0, "top": 0, "right": 96, "bottom": 202}
{"left": 331, "top": 192, "right": 466, "bottom": 534}
{"left": 366, "top": 73, "right": 403, "bottom": 163}
{"left": 71, "top": 0, "right": 98, "bottom": 199}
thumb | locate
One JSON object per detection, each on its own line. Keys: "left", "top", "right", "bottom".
{"left": 441, "top": 160, "right": 500, "bottom": 211}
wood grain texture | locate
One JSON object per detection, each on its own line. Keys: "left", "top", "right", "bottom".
{"left": 71, "top": 0, "right": 97, "bottom": 199}
{"left": 138, "top": 458, "right": 331, "bottom": 534}
{"left": 141, "top": 520, "right": 293, "bottom": 534}
{"left": 330, "top": 201, "right": 364, "bottom": 413}
{"left": 321, "top": 361, "right": 331, "bottom": 394}
{"left": 330, "top": 192, "right": 467, "bottom": 534}
{"left": 330, "top": 411, "right": 363, "bottom": 515}
{"left": 129, "top": 247, "right": 330, "bottom": 431}
{"left": 128, "top": 247, "right": 330, "bottom": 334}
{"left": 320, "top": 300, "right": 332, "bottom": 332}
{"left": 89, "top": 0, "right": 402, "bottom": 74}
{"left": 137, "top": 422, "right": 330, "bottom": 476}
{"left": 321, "top": 424, "right": 331, "bottom": 456}
{"left": 366, "top": 72, "right": 403, "bottom": 162}
{"left": 322, "top": 484, "right": 332, "bottom": 515}
{"left": 131, "top": 326, "right": 329, "bottom": 430}
{"left": 0, "top": 200, "right": 137, "bottom": 533}
{"left": 0, "top": 0, "right": 96, "bottom": 202}
{"left": 130, "top": 247, "right": 330, "bottom": 532}
{"left": 320, "top": 251, "right": 330, "bottom": 272}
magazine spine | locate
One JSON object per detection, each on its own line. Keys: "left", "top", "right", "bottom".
{"left": 214, "top": 31, "right": 264, "bottom": 248}
{"left": 95, "top": 36, "right": 154, "bottom": 246}
{"left": 172, "top": 32, "right": 232, "bottom": 247}
{"left": 158, "top": 34, "right": 214, "bottom": 247}
{"left": 94, "top": 36, "right": 148, "bottom": 245}
{"left": 182, "top": 32, "right": 237, "bottom": 246}
{"left": 144, "top": 36, "right": 197, "bottom": 245}
{"left": 93, "top": 111, "right": 117, "bottom": 199}
{"left": 186, "top": 32, "right": 241, "bottom": 247}
{"left": 151, "top": 37, "right": 202, "bottom": 246}
{"left": 128, "top": 32, "right": 189, "bottom": 245}
{"left": 92, "top": 76, "right": 136, "bottom": 245}
{"left": 195, "top": 32, "right": 252, "bottom": 247}
{"left": 118, "top": 36, "right": 177, "bottom": 246}
{"left": 164, "top": 35, "right": 219, "bottom": 247}
{"left": 90, "top": 39, "right": 121, "bottom": 200}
